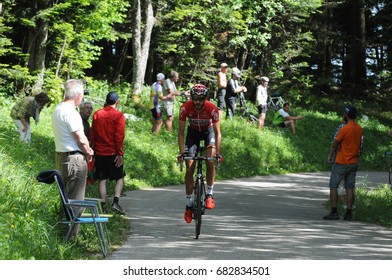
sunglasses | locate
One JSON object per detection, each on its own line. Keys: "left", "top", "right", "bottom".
{"left": 192, "top": 97, "right": 206, "bottom": 102}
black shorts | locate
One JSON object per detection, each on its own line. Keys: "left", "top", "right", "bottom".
{"left": 151, "top": 108, "right": 162, "bottom": 120}
{"left": 185, "top": 126, "right": 216, "bottom": 156}
{"left": 95, "top": 155, "right": 125, "bottom": 180}
{"left": 257, "top": 104, "right": 267, "bottom": 114}
{"left": 277, "top": 122, "right": 286, "bottom": 128}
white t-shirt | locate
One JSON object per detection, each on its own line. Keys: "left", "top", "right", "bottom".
{"left": 278, "top": 108, "right": 289, "bottom": 118}
{"left": 162, "top": 78, "right": 177, "bottom": 102}
{"left": 256, "top": 85, "right": 268, "bottom": 106}
{"left": 52, "top": 102, "right": 84, "bottom": 152}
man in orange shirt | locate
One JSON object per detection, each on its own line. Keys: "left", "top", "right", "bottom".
{"left": 324, "top": 105, "right": 363, "bottom": 221}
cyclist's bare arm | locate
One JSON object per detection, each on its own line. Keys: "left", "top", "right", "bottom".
{"left": 212, "top": 122, "right": 222, "bottom": 155}
{"left": 178, "top": 120, "right": 187, "bottom": 154}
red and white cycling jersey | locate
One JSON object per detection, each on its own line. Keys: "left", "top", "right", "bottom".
{"left": 179, "top": 100, "right": 219, "bottom": 132}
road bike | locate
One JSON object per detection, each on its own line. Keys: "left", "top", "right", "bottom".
{"left": 179, "top": 147, "right": 219, "bottom": 239}
{"left": 385, "top": 151, "right": 392, "bottom": 185}
{"left": 267, "top": 92, "right": 285, "bottom": 110}
{"left": 238, "top": 92, "right": 258, "bottom": 125}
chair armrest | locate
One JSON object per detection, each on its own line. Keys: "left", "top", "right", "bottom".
{"left": 68, "top": 199, "right": 97, "bottom": 208}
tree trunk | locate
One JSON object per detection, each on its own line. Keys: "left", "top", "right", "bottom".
{"left": 342, "top": 0, "right": 366, "bottom": 96}
{"left": 27, "top": 18, "right": 48, "bottom": 93}
{"left": 130, "top": 0, "right": 156, "bottom": 98}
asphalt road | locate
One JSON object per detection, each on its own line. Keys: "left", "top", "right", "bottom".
{"left": 108, "top": 171, "right": 392, "bottom": 260}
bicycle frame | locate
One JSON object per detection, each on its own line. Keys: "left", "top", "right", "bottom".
{"left": 238, "top": 93, "right": 258, "bottom": 124}
{"left": 267, "top": 94, "right": 285, "bottom": 110}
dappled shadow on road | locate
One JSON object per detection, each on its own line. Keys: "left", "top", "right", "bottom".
{"left": 108, "top": 172, "right": 392, "bottom": 260}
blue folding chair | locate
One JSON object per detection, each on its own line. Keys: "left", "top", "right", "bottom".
{"left": 37, "top": 170, "right": 111, "bottom": 257}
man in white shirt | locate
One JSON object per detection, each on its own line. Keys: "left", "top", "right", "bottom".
{"left": 256, "top": 76, "right": 269, "bottom": 130}
{"left": 52, "top": 79, "right": 94, "bottom": 237}
{"left": 162, "top": 71, "right": 181, "bottom": 132}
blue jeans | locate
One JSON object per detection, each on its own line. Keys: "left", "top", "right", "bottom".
{"left": 329, "top": 163, "right": 358, "bottom": 190}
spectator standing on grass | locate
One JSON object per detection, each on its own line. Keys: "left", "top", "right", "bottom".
{"left": 225, "top": 69, "right": 247, "bottom": 120}
{"left": 11, "top": 92, "right": 51, "bottom": 143}
{"left": 162, "top": 71, "right": 182, "bottom": 132}
{"left": 331, "top": 121, "right": 350, "bottom": 209}
{"left": 52, "top": 79, "right": 94, "bottom": 237}
{"left": 217, "top": 63, "right": 229, "bottom": 119}
{"left": 90, "top": 92, "right": 126, "bottom": 214}
{"left": 272, "top": 102, "right": 303, "bottom": 134}
{"left": 324, "top": 105, "right": 363, "bottom": 221}
{"left": 79, "top": 101, "right": 93, "bottom": 140}
{"left": 149, "top": 73, "right": 166, "bottom": 134}
{"left": 255, "top": 76, "right": 269, "bottom": 130}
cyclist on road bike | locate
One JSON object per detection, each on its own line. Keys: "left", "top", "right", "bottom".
{"left": 178, "top": 84, "right": 223, "bottom": 223}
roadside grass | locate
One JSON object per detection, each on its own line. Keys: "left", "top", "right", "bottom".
{"left": 355, "top": 184, "right": 392, "bottom": 227}
{"left": 0, "top": 85, "right": 391, "bottom": 259}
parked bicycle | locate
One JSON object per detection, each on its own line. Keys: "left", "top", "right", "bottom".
{"left": 267, "top": 92, "right": 285, "bottom": 110}
{"left": 238, "top": 92, "right": 258, "bottom": 125}
{"left": 179, "top": 146, "right": 220, "bottom": 239}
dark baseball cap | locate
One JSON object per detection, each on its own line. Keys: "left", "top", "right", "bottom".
{"left": 344, "top": 105, "right": 357, "bottom": 119}
{"left": 106, "top": 91, "right": 119, "bottom": 105}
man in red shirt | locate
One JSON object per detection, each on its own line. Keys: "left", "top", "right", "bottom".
{"left": 90, "top": 92, "right": 126, "bottom": 214}
{"left": 178, "top": 84, "right": 223, "bottom": 223}
{"left": 324, "top": 105, "right": 363, "bottom": 221}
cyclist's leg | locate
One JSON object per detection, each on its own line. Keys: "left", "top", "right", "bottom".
{"left": 204, "top": 127, "right": 216, "bottom": 188}
{"left": 185, "top": 127, "right": 199, "bottom": 199}
{"left": 203, "top": 127, "right": 216, "bottom": 209}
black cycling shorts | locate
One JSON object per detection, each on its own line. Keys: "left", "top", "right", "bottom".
{"left": 185, "top": 126, "right": 216, "bottom": 157}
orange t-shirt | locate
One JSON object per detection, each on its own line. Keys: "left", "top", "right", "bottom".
{"left": 335, "top": 121, "right": 363, "bottom": 164}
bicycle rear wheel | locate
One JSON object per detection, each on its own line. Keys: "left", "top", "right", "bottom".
{"left": 194, "top": 178, "right": 203, "bottom": 239}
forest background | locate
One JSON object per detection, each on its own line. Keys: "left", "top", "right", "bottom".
{"left": 0, "top": 0, "right": 391, "bottom": 114}
{"left": 1, "top": 0, "right": 392, "bottom": 259}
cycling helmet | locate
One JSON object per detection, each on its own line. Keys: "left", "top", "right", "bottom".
{"left": 190, "top": 84, "right": 208, "bottom": 97}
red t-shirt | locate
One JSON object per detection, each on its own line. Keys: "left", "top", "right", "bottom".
{"left": 90, "top": 106, "right": 125, "bottom": 156}
{"left": 335, "top": 121, "right": 363, "bottom": 164}
{"left": 179, "top": 100, "right": 219, "bottom": 131}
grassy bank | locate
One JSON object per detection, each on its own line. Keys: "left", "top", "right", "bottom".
{"left": 0, "top": 87, "right": 391, "bottom": 259}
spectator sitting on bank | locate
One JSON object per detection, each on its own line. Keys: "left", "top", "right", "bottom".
{"left": 10, "top": 92, "right": 51, "bottom": 143}
{"left": 272, "top": 102, "right": 303, "bottom": 134}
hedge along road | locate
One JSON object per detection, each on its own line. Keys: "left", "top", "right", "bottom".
{"left": 108, "top": 171, "right": 392, "bottom": 260}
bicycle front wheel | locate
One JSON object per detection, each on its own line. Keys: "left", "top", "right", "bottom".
{"left": 194, "top": 178, "right": 203, "bottom": 239}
